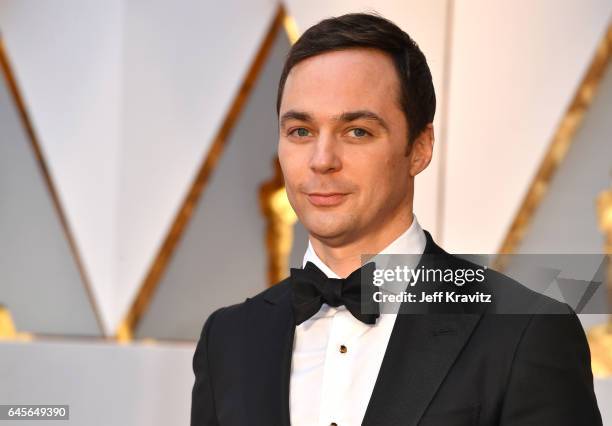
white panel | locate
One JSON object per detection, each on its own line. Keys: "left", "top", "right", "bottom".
{"left": 0, "top": 0, "right": 280, "bottom": 334}
{"left": 0, "top": 0, "right": 123, "bottom": 335}
{"left": 0, "top": 57, "right": 102, "bottom": 335}
{"left": 134, "top": 28, "right": 291, "bottom": 340}
{"left": 443, "top": 0, "right": 611, "bottom": 253}
{"left": 0, "top": 340, "right": 195, "bottom": 426}
{"left": 115, "top": 0, "right": 278, "bottom": 333}
{"left": 284, "top": 0, "right": 450, "bottom": 239}
{"left": 515, "top": 63, "right": 612, "bottom": 255}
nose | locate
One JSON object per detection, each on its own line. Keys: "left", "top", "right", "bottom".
{"left": 309, "top": 131, "right": 341, "bottom": 174}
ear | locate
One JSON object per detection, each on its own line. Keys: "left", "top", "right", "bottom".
{"left": 408, "top": 123, "right": 434, "bottom": 177}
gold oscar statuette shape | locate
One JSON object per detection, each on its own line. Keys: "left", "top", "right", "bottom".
{"left": 259, "top": 157, "right": 298, "bottom": 286}
{"left": 587, "top": 183, "right": 612, "bottom": 378}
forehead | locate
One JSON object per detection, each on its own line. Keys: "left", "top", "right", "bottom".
{"left": 280, "top": 48, "right": 401, "bottom": 117}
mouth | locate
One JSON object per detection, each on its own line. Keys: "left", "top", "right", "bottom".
{"left": 306, "top": 192, "right": 349, "bottom": 207}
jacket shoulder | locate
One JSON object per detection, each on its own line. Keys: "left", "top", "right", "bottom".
{"left": 198, "top": 276, "right": 293, "bottom": 335}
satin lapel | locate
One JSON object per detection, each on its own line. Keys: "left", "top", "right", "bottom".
{"left": 245, "top": 283, "right": 295, "bottom": 426}
{"left": 361, "top": 312, "right": 481, "bottom": 425}
{"left": 362, "top": 229, "right": 483, "bottom": 425}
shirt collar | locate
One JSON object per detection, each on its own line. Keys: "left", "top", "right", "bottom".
{"left": 302, "top": 213, "right": 427, "bottom": 284}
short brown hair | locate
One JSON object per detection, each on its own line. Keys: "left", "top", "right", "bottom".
{"left": 276, "top": 12, "right": 436, "bottom": 146}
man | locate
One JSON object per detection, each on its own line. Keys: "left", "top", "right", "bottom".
{"left": 191, "top": 13, "right": 602, "bottom": 426}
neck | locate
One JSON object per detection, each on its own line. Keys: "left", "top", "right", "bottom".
{"left": 309, "top": 206, "right": 415, "bottom": 278}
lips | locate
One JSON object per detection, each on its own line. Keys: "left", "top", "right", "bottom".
{"left": 307, "top": 192, "right": 348, "bottom": 207}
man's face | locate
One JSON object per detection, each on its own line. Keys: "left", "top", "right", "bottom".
{"left": 278, "top": 48, "right": 424, "bottom": 246}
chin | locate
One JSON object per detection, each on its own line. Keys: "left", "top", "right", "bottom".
{"left": 304, "top": 217, "right": 353, "bottom": 242}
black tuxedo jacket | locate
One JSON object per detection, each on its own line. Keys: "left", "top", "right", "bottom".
{"left": 191, "top": 230, "right": 602, "bottom": 425}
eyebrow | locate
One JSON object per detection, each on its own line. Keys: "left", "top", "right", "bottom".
{"left": 338, "top": 110, "right": 390, "bottom": 131}
{"left": 279, "top": 110, "right": 314, "bottom": 128}
{"left": 279, "top": 109, "right": 390, "bottom": 131}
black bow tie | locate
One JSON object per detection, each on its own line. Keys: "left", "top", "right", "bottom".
{"left": 290, "top": 260, "right": 380, "bottom": 325}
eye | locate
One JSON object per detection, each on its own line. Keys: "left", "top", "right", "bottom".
{"left": 348, "top": 128, "right": 371, "bottom": 138}
{"left": 288, "top": 127, "right": 312, "bottom": 138}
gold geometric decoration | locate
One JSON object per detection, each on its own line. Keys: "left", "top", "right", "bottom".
{"left": 283, "top": 13, "right": 300, "bottom": 44}
{"left": 0, "top": 305, "right": 32, "bottom": 342}
{"left": 495, "top": 23, "right": 612, "bottom": 271}
{"left": 0, "top": 305, "right": 17, "bottom": 339}
{"left": 0, "top": 37, "right": 104, "bottom": 337}
{"left": 116, "top": 5, "right": 293, "bottom": 341}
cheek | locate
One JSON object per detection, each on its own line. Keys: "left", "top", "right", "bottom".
{"left": 278, "top": 143, "right": 296, "bottom": 181}
{"left": 357, "top": 155, "right": 405, "bottom": 199}
{"left": 351, "top": 150, "right": 394, "bottom": 184}
{"left": 279, "top": 149, "right": 305, "bottom": 204}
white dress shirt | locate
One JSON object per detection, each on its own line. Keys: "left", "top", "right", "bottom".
{"left": 289, "top": 214, "right": 427, "bottom": 426}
